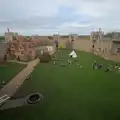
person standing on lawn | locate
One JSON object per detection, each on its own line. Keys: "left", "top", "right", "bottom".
{"left": 92, "top": 61, "right": 97, "bottom": 70}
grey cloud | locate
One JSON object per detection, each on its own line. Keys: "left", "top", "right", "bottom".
{"left": 0, "top": 0, "right": 120, "bottom": 35}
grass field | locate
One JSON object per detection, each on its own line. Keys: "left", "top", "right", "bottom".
{"left": 0, "top": 62, "right": 26, "bottom": 84}
{"left": 0, "top": 36, "right": 4, "bottom": 40}
{"left": 0, "top": 49, "right": 120, "bottom": 120}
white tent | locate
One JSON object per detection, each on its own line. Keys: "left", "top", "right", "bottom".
{"left": 69, "top": 50, "right": 77, "bottom": 58}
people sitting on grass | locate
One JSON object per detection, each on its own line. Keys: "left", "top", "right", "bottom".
{"left": 0, "top": 81, "right": 6, "bottom": 85}
{"left": 26, "top": 75, "right": 32, "bottom": 80}
{"left": 115, "top": 64, "right": 119, "bottom": 69}
{"left": 104, "top": 67, "right": 111, "bottom": 72}
{"left": 118, "top": 67, "right": 120, "bottom": 73}
{"left": 92, "top": 61, "right": 98, "bottom": 70}
{"left": 98, "top": 64, "right": 103, "bottom": 69}
{"left": 68, "top": 59, "right": 72, "bottom": 64}
{"left": 61, "top": 63, "right": 66, "bottom": 67}
{"left": 92, "top": 61, "right": 112, "bottom": 72}
{"left": 53, "top": 61, "right": 56, "bottom": 65}
{"left": 80, "top": 66, "right": 83, "bottom": 68}
{"left": 92, "top": 61, "right": 103, "bottom": 70}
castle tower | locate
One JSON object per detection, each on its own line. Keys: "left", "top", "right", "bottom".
{"left": 4, "top": 28, "right": 18, "bottom": 43}
{"left": 68, "top": 34, "right": 77, "bottom": 49}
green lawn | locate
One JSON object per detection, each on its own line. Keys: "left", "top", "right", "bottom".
{"left": 0, "top": 49, "right": 120, "bottom": 120}
{"left": 0, "top": 36, "right": 4, "bottom": 41}
{"left": 0, "top": 62, "right": 26, "bottom": 83}
{"left": 0, "top": 36, "right": 4, "bottom": 39}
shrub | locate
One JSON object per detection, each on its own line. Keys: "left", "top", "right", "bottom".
{"left": 39, "top": 52, "right": 51, "bottom": 63}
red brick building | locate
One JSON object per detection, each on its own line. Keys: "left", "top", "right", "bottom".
{"left": 7, "top": 35, "right": 55, "bottom": 61}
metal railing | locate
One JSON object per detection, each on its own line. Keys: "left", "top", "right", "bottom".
{"left": 0, "top": 94, "right": 10, "bottom": 106}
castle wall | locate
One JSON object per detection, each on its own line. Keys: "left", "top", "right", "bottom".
{"left": 94, "top": 40, "right": 112, "bottom": 56}
{"left": 57, "top": 37, "right": 69, "bottom": 48}
{"left": 57, "top": 36, "right": 92, "bottom": 52}
{"left": 111, "top": 42, "right": 120, "bottom": 55}
{"left": 74, "top": 37, "right": 92, "bottom": 52}
{"left": 5, "top": 33, "right": 13, "bottom": 43}
{"left": 60, "top": 38, "right": 69, "bottom": 48}
{"left": 5, "top": 32, "right": 18, "bottom": 43}
{"left": 101, "top": 40, "right": 112, "bottom": 55}
{"left": 58, "top": 34, "right": 120, "bottom": 62}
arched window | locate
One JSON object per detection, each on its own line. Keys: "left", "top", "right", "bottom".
{"left": 4, "top": 55, "right": 7, "bottom": 61}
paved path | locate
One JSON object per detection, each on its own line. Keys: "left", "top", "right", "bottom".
{"left": 0, "top": 58, "right": 40, "bottom": 97}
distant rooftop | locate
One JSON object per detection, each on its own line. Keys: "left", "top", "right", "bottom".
{"left": 104, "top": 32, "right": 120, "bottom": 41}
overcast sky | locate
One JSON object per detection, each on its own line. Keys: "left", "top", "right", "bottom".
{"left": 0, "top": 0, "right": 120, "bottom": 35}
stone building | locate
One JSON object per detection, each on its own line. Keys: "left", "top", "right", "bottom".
{"left": 0, "top": 43, "right": 8, "bottom": 64}
{"left": 52, "top": 30, "right": 120, "bottom": 61}
{"left": 109, "top": 32, "right": 120, "bottom": 56}
{"left": 52, "top": 34, "right": 78, "bottom": 49}
{"left": 90, "top": 29, "right": 120, "bottom": 60}
{"left": 5, "top": 32, "right": 18, "bottom": 43}
{"left": 3, "top": 29, "right": 120, "bottom": 62}
{"left": 6, "top": 34, "right": 55, "bottom": 61}
{"left": 68, "top": 34, "right": 78, "bottom": 49}
{"left": 8, "top": 36, "right": 36, "bottom": 61}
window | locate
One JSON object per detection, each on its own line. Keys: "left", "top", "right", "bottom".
{"left": 20, "top": 51, "right": 23, "bottom": 54}
{"left": 98, "top": 48, "right": 101, "bottom": 52}
{"left": 92, "top": 44, "right": 95, "bottom": 48}
{"left": 117, "top": 48, "right": 120, "bottom": 53}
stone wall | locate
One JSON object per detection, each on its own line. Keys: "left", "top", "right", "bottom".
{"left": 57, "top": 36, "right": 92, "bottom": 52}
{"left": 5, "top": 32, "right": 18, "bottom": 43}
{"left": 111, "top": 41, "right": 120, "bottom": 55}
{"left": 74, "top": 37, "right": 92, "bottom": 52}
